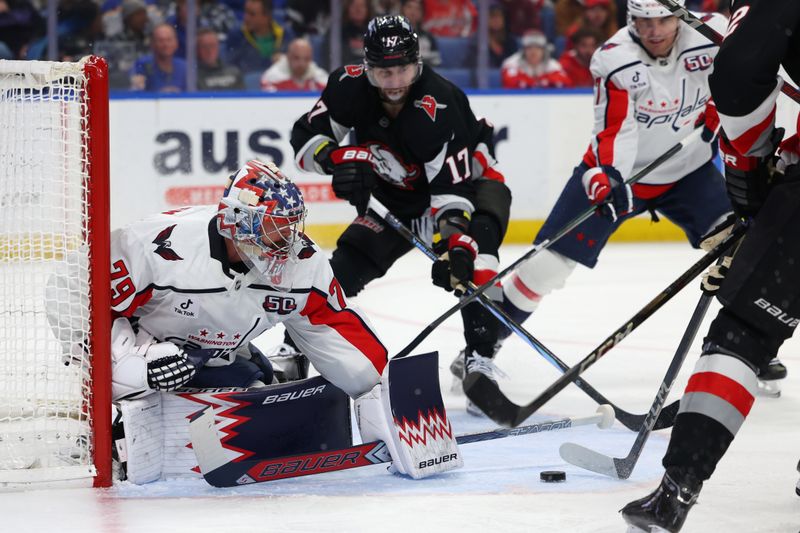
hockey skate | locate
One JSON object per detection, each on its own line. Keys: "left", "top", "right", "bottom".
{"left": 757, "top": 357, "right": 787, "bottom": 398}
{"left": 621, "top": 468, "right": 702, "bottom": 533}
{"left": 449, "top": 341, "right": 503, "bottom": 394}
{"left": 265, "top": 343, "right": 310, "bottom": 383}
{"left": 456, "top": 348, "right": 506, "bottom": 417}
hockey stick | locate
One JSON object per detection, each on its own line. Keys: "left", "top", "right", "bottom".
{"left": 463, "top": 223, "right": 747, "bottom": 428}
{"left": 189, "top": 404, "right": 615, "bottom": 487}
{"left": 394, "top": 127, "right": 706, "bottom": 359}
{"left": 368, "top": 197, "right": 679, "bottom": 431}
{"left": 559, "top": 290, "right": 714, "bottom": 479}
{"left": 653, "top": 0, "right": 800, "bottom": 103}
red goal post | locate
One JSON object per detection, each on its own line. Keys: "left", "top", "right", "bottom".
{"left": 0, "top": 56, "right": 111, "bottom": 488}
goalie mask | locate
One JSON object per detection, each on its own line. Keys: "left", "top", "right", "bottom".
{"left": 217, "top": 160, "right": 307, "bottom": 290}
{"left": 363, "top": 15, "right": 422, "bottom": 102}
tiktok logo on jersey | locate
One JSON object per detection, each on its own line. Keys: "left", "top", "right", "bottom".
{"left": 263, "top": 295, "right": 297, "bottom": 315}
{"left": 173, "top": 298, "right": 196, "bottom": 318}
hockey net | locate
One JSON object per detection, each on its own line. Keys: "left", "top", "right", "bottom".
{"left": 0, "top": 57, "right": 111, "bottom": 488}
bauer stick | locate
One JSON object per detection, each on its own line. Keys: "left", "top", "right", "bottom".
{"left": 653, "top": 0, "right": 800, "bottom": 103}
{"left": 368, "top": 197, "right": 679, "bottom": 431}
{"left": 394, "top": 127, "right": 705, "bottom": 359}
{"left": 189, "top": 403, "right": 614, "bottom": 487}
{"left": 463, "top": 223, "right": 747, "bottom": 427}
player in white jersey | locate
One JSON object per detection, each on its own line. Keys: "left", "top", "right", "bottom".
{"left": 104, "top": 159, "right": 387, "bottom": 401}
{"left": 453, "top": 0, "right": 746, "bottom": 387}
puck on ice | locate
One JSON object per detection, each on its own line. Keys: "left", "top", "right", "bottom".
{"left": 540, "top": 470, "right": 566, "bottom": 482}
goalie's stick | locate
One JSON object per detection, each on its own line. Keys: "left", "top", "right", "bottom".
{"left": 189, "top": 404, "right": 615, "bottom": 487}
{"left": 368, "top": 197, "right": 679, "bottom": 431}
{"left": 463, "top": 223, "right": 747, "bottom": 428}
{"left": 653, "top": 0, "right": 800, "bottom": 103}
{"left": 394, "top": 127, "right": 705, "bottom": 359}
{"left": 559, "top": 290, "right": 714, "bottom": 479}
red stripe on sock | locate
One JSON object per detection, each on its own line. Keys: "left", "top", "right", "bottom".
{"left": 511, "top": 273, "right": 541, "bottom": 302}
{"left": 684, "top": 371, "right": 755, "bottom": 417}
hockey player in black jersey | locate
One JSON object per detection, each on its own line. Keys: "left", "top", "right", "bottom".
{"left": 622, "top": 1, "right": 800, "bottom": 531}
{"left": 289, "top": 15, "right": 511, "bottom": 415}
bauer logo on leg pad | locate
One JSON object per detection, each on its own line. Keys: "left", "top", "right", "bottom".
{"left": 382, "top": 352, "right": 463, "bottom": 478}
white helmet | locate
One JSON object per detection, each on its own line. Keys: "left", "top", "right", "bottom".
{"left": 627, "top": 0, "right": 683, "bottom": 36}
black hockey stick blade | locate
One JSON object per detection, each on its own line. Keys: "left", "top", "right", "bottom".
{"left": 369, "top": 197, "right": 675, "bottom": 431}
{"left": 464, "top": 224, "right": 746, "bottom": 428}
{"left": 190, "top": 405, "right": 614, "bottom": 487}
{"left": 560, "top": 292, "right": 715, "bottom": 479}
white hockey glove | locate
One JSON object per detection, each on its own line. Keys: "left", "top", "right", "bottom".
{"left": 111, "top": 318, "right": 198, "bottom": 401}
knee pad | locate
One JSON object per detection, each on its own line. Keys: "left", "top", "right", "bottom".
{"left": 503, "top": 249, "right": 576, "bottom": 312}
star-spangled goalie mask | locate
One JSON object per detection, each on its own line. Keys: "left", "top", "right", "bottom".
{"left": 217, "top": 159, "right": 307, "bottom": 289}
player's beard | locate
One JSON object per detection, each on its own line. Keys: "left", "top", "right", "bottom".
{"left": 378, "top": 85, "right": 410, "bottom": 105}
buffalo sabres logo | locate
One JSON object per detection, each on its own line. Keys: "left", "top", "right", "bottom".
{"left": 339, "top": 64, "right": 365, "bottom": 81}
{"left": 413, "top": 95, "right": 447, "bottom": 122}
{"left": 152, "top": 224, "right": 183, "bottom": 261}
{"left": 366, "top": 143, "right": 421, "bottom": 190}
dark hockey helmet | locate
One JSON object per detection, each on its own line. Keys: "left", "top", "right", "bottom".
{"left": 363, "top": 15, "right": 420, "bottom": 68}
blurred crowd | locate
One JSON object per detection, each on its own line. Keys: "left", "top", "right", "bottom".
{"left": 0, "top": 0, "right": 730, "bottom": 92}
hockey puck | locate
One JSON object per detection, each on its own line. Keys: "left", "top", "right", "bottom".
{"left": 540, "top": 470, "right": 566, "bottom": 483}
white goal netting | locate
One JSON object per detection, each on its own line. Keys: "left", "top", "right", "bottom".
{"left": 0, "top": 58, "right": 107, "bottom": 486}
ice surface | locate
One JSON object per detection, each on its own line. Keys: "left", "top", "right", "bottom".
{"left": 2, "top": 243, "right": 798, "bottom": 533}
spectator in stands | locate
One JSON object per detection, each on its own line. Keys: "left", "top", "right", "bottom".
{"left": 556, "top": 0, "right": 617, "bottom": 50}
{"left": 226, "top": 0, "right": 292, "bottom": 73}
{"left": 422, "top": 0, "right": 477, "bottom": 38}
{"left": 260, "top": 37, "right": 327, "bottom": 91}
{"left": 0, "top": 0, "right": 45, "bottom": 59}
{"left": 131, "top": 23, "right": 187, "bottom": 92}
{"left": 501, "top": 29, "right": 571, "bottom": 89}
{"left": 197, "top": 27, "right": 245, "bottom": 90}
{"left": 285, "top": 0, "right": 330, "bottom": 36}
{"left": 167, "top": 0, "right": 238, "bottom": 57}
{"left": 401, "top": 0, "right": 440, "bottom": 67}
{"left": 94, "top": 0, "right": 152, "bottom": 88}
{"left": 486, "top": 2, "right": 517, "bottom": 67}
{"left": 372, "top": 0, "right": 401, "bottom": 15}
{"left": 558, "top": 25, "right": 600, "bottom": 87}
{"left": 499, "top": 0, "right": 548, "bottom": 38}
{"left": 320, "top": 0, "right": 372, "bottom": 69}
{"left": 57, "top": 0, "right": 105, "bottom": 61}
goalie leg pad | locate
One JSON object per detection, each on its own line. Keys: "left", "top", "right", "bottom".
{"left": 504, "top": 249, "right": 576, "bottom": 313}
{"left": 118, "top": 394, "right": 164, "bottom": 484}
{"left": 357, "top": 352, "right": 462, "bottom": 479}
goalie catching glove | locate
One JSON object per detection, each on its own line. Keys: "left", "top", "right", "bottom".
{"left": 314, "top": 142, "right": 376, "bottom": 216}
{"left": 581, "top": 166, "right": 633, "bottom": 222}
{"left": 111, "top": 317, "right": 197, "bottom": 401}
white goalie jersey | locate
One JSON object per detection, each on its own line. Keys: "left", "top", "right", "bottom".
{"left": 582, "top": 12, "right": 729, "bottom": 185}
{"left": 109, "top": 205, "right": 386, "bottom": 398}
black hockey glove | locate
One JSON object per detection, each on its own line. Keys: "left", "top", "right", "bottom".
{"left": 432, "top": 233, "right": 478, "bottom": 296}
{"left": 719, "top": 128, "right": 784, "bottom": 219}
{"left": 581, "top": 166, "right": 632, "bottom": 222}
{"left": 314, "top": 143, "right": 376, "bottom": 216}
